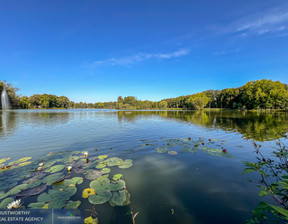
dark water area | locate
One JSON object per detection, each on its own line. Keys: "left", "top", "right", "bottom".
{"left": 0, "top": 109, "right": 287, "bottom": 224}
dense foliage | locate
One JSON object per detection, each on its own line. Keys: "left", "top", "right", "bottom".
{"left": 1, "top": 79, "right": 287, "bottom": 110}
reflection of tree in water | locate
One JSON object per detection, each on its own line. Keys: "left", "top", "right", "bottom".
{"left": 117, "top": 111, "right": 164, "bottom": 123}
{"left": 117, "top": 110, "right": 288, "bottom": 141}
{"left": 21, "top": 111, "right": 70, "bottom": 126}
{"left": 0, "top": 111, "right": 71, "bottom": 138}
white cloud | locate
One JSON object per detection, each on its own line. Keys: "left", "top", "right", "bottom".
{"left": 93, "top": 49, "right": 189, "bottom": 66}
{"left": 222, "top": 6, "right": 288, "bottom": 37}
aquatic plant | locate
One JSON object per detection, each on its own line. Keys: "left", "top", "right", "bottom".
{"left": 0, "top": 151, "right": 134, "bottom": 222}
{"left": 6, "top": 199, "right": 23, "bottom": 209}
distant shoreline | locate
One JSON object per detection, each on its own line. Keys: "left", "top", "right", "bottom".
{"left": 10, "top": 108, "right": 287, "bottom": 112}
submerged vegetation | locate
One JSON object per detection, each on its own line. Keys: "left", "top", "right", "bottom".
{"left": 1, "top": 79, "right": 288, "bottom": 110}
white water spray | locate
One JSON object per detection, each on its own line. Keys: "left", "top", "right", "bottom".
{"left": 1, "top": 89, "right": 10, "bottom": 110}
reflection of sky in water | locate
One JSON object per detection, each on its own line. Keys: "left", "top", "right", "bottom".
{"left": 0, "top": 110, "right": 287, "bottom": 223}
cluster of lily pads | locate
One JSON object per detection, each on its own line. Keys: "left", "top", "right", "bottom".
{"left": 138, "top": 137, "right": 233, "bottom": 158}
{"left": 0, "top": 151, "right": 134, "bottom": 224}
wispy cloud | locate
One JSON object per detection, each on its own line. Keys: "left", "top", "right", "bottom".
{"left": 222, "top": 6, "right": 288, "bottom": 37}
{"left": 92, "top": 49, "right": 189, "bottom": 66}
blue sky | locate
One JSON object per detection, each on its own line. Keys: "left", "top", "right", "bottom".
{"left": 1, "top": 0, "right": 288, "bottom": 102}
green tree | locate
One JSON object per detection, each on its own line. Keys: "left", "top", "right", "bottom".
{"left": 19, "top": 96, "right": 29, "bottom": 109}
{"left": 40, "top": 94, "right": 50, "bottom": 109}
{"left": 57, "top": 96, "right": 70, "bottom": 108}
{"left": 29, "top": 94, "right": 41, "bottom": 108}
{"left": 159, "top": 101, "right": 168, "bottom": 109}
{"left": 187, "top": 93, "right": 209, "bottom": 110}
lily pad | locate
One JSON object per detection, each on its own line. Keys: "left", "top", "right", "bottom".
{"left": 43, "top": 173, "right": 65, "bottom": 185}
{"left": 85, "top": 170, "right": 102, "bottom": 180}
{"left": 82, "top": 188, "right": 96, "bottom": 198}
{"left": 37, "top": 192, "right": 51, "bottom": 203}
{"left": 8, "top": 184, "right": 28, "bottom": 196}
{"left": 118, "top": 159, "right": 133, "bottom": 169}
{"left": 48, "top": 198, "right": 66, "bottom": 209}
{"left": 64, "top": 186, "right": 77, "bottom": 197}
{"left": 16, "top": 185, "right": 47, "bottom": 199}
{"left": 84, "top": 216, "right": 98, "bottom": 224}
{"left": 88, "top": 190, "right": 112, "bottom": 205}
{"left": 52, "top": 177, "right": 83, "bottom": 190}
{"left": 109, "top": 180, "right": 126, "bottom": 191}
{"left": 25, "top": 179, "right": 42, "bottom": 188}
{"left": 90, "top": 177, "right": 110, "bottom": 192}
{"left": 104, "top": 157, "right": 124, "bottom": 167}
{"left": 109, "top": 190, "right": 130, "bottom": 207}
{"left": 65, "top": 200, "right": 81, "bottom": 209}
{"left": 48, "top": 165, "right": 65, "bottom": 173}
{"left": 28, "top": 202, "right": 46, "bottom": 208}
{"left": 0, "top": 181, "right": 18, "bottom": 192}
{"left": 18, "top": 157, "right": 32, "bottom": 162}
{"left": 19, "top": 161, "right": 32, "bottom": 166}
{"left": 156, "top": 147, "right": 167, "bottom": 153}
{"left": 0, "top": 197, "right": 14, "bottom": 209}
{"left": 96, "top": 162, "right": 106, "bottom": 169}
{"left": 98, "top": 155, "right": 108, "bottom": 160}
{"left": 0, "top": 158, "right": 10, "bottom": 164}
{"left": 101, "top": 168, "right": 111, "bottom": 174}
{"left": 113, "top": 174, "right": 123, "bottom": 181}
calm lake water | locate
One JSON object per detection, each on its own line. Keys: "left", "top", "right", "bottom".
{"left": 0, "top": 109, "right": 288, "bottom": 224}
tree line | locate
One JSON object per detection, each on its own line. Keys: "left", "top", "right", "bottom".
{"left": 1, "top": 79, "right": 288, "bottom": 110}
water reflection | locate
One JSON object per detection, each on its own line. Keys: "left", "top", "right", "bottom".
{"left": 0, "top": 110, "right": 287, "bottom": 141}
{"left": 117, "top": 110, "right": 288, "bottom": 141}
{"left": 0, "top": 111, "right": 17, "bottom": 137}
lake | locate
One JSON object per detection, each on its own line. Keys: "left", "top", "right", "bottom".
{"left": 0, "top": 109, "right": 287, "bottom": 224}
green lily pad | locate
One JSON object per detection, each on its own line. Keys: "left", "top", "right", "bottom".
{"left": 44, "top": 159, "right": 62, "bottom": 168}
{"left": 65, "top": 186, "right": 78, "bottom": 197}
{"left": 85, "top": 170, "right": 102, "bottom": 180}
{"left": 37, "top": 192, "right": 51, "bottom": 203}
{"left": 88, "top": 190, "right": 112, "bottom": 205}
{"left": 8, "top": 184, "right": 28, "bottom": 196}
{"left": 98, "top": 155, "right": 108, "bottom": 160}
{"left": 43, "top": 173, "right": 65, "bottom": 185}
{"left": 90, "top": 177, "right": 110, "bottom": 191}
{"left": 18, "top": 157, "right": 32, "bottom": 162}
{"left": 0, "top": 182, "right": 18, "bottom": 193}
{"left": 156, "top": 147, "right": 167, "bottom": 153}
{"left": 52, "top": 177, "right": 83, "bottom": 190}
{"left": 28, "top": 202, "right": 46, "bottom": 208}
{"left": 19, "top": 161, "right": 32, "bottom": 166}
{"left": 113, "top": 174, "right": 123, "bottom": 181}
{"left": 109, "top": 180, "right": 126, "bottom": 191}
{"left": 48, "top": 165, "right": 65, "bottom": 173}
{"left": 48, "top": 198, "right": 66, "bottom": 209}
{"left": 101, "top": 168, "right": 111, "bottom": 174}
{"left": 109, "top": 190, "right": 130, "bottom": 207}
{"left": 118, "top": 159, "right": 133, "bottom": 169}
{"left": 0, "top": 197, "right": 14, "bottom": 209}
{"left": 104, "top": 157, "right": 124, "bottom": 167}
{"left": 0, "top": 158, "right": 10, "bottom": 164}
{"left": 26, "top": 179, "right": 42, "bottom": 189}
{"left": 0, "top": 192, "right": 9, "bottom": 200}
{"left": 64, "top": 200, "right": 81, "bottom": 209}
{"left": 96, "top": 162, "right": 106, "bottom": 169}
